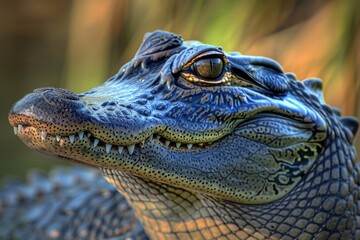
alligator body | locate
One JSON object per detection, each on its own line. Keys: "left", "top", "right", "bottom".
{"left": 0, "top": 167, "right": 147, "bottom": 240}
{"left": 6, "top": 30, "right": 360, "bottom": 239}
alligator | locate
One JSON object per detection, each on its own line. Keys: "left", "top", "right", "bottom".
{"left": 5, "top": 30, "right": 360, "bottom": 239}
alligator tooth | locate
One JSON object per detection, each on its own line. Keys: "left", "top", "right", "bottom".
{"left": 175, "top": 142, "right": 181, "bottom": 148}
{"left": 187, "top": 143, "right": 193, "bottom": 150}
{"left": 165, "top": 140, "right": 171, "bottom": 146}
{"left": 56, "top": 135, "right": 61, "bottom": 142}
{"left": 166, "top": 81, "right": 171, "bottom": 90}
{"left": 18, "top": 125, "right": 23, "bottom": 132}
{"left": 40, "top": 131, "right": 47, "bottom": 140}
{"left": 148, "top": 135, "right": 153, "bottom": 141}
{"left": 78, "top": 131, "right": 84, "bottom": 140}
{"left": 155, "top": 135, "right": 161, "bottom": 140}
{"left": 87, "top": 133, "right": 91, "bottom": 138}
{"left": 14, "top": 126, "right": 18, "bottom": 135}
{"left": 198, "top": 143, "right": 204, "bottom": 147}
{"left": 93, "top": 139, "right": 99, "bottom": 147}
{"left": 127, "top": 145, "right": 135, "bottom": 155}
{"left": 118, "top": 146, "right": 123, "bottom": 154}
{"left": 105, "top": 143, "right": 112, "bottom": 153}
{"left": 69, "top": 135, "right": 75, "bottom": 143}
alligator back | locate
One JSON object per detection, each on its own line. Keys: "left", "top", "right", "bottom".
{"left": 0, "top": 166, "right": 147, "bottom": 240}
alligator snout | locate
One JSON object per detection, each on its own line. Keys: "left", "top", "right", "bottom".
{"left": 9, "top": 87, "right": 87, "bottom": 127}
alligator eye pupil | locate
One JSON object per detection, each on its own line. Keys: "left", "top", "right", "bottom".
{"left": 193, "top": 57, "right": 223, "bottom": 79}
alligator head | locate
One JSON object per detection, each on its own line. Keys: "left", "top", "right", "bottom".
{"left": 10, "top": 30, "right": 360, "bottom": 239}
{"left": 8, "top": 30, "right": 340, "bottom": 205}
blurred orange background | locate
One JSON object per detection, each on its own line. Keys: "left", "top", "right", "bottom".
{"left": 0, "top": 0, "right": 359, "bottom": 177}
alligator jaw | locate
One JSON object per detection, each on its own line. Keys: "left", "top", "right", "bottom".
{"left": 9, "top": 96, "right": 327, "bottom": 205}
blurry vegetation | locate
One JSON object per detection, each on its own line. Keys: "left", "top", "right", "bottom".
{"left": 0, "top": 0, "right": 359, "bottom": 177}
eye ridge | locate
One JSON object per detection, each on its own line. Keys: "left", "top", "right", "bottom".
{"left": 192, "top": 57, "right": 224, "bottom": 80}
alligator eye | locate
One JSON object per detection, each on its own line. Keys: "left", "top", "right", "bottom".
{"left": 192, "top": 57, "right": 224, "bottom": 79}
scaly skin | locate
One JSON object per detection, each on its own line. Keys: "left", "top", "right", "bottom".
{"left": 8, "top": 30, "right": 360, "bottom": 239}
{"left": 0, "top": 167, "right": 147, "bottom": 240}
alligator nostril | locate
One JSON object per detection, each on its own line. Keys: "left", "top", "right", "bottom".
{"left": 33, "top": 87, "right": 79, "bottom": 101}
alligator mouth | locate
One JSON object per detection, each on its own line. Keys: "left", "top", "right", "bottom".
{"left": 12, "top": 123, "right": 212, "bottom": 157}
{"left": 10, "top": 107, "right": 325, "bottom": 158}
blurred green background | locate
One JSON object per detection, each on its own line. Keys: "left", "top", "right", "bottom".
{"left": 0, "top": 0, "right": 359, "bottom": 178}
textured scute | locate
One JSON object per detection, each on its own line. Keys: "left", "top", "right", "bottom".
{"left": 0, "top": 166, "right": 148, "bottom": 240}
{"left": 302, "top": 78, "right": 325, "bottom": 104}
{"left": 340, "top": 116, "right": 359, "bottom": 137}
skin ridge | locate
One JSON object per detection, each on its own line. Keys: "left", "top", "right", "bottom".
{"left": 6, "top": 30, "right": 360, "bottom": 239}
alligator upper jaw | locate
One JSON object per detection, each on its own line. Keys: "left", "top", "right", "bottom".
{"left": 7, "top": 87, "right": 219, "bottom": 166}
